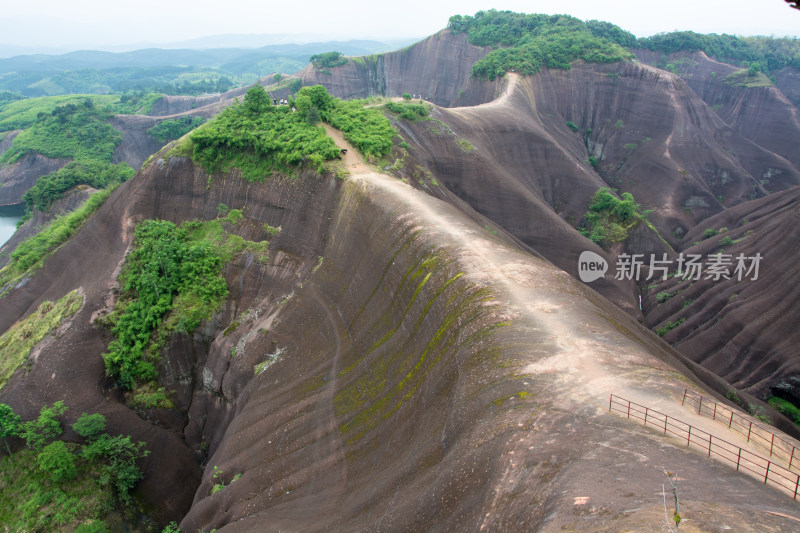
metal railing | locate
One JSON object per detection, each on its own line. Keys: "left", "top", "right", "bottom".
{"left": 682, "top": 388, "right": 800, "bottom": 474}
{"left": 609, "top": 394, "right": 800, "bottom": 499}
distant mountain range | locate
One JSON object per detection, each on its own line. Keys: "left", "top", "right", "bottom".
{"left": 0, "top": 38, "right": 420, "bottom": 96}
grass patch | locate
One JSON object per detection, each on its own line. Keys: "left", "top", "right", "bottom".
{"left": 384, "top": 101, "right": 430, "bottom": 121}
{"left": 0, "top": 407, "right": 148, "bottom": 532}
{"left": 0, "top": 187, "right": 115, "bottom": 295}
{"left": 768, "top": 396, "right": 800, "bottom": 425}
{"left": 0, "top": 290, "right": 82, "bottom": 389}
{"left": 723, "top": 69, "right": 773, "bottom": 87}
{"left": 0, "top": 447, "right": 109, "bottom": 531}
{"left": 456, "top": 138, "right": 476, "bottom": 152}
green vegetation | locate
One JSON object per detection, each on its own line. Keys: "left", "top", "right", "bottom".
{"left": 189, "top": 84, "right": 395, "bottom": 179}
{"left": 0, "top": 405, "right": 148, "bottom": 531}
{"left": 748, "top": 404, "right": 771, "bottom": 424}
{"left": 448, "top": 10, "right": 633, "bottom": 80}
{"left": 321, "top": 91, "right": 396, "bottom": 158}
{"left": 580, "top": 187, "right": 645, "bottom": 248}
{"left": 456, "top": 138, "right": 476, "bottom": 152}
{"left": 0, "top": 98, "right": 122, "bottom": 165}
{"left": 147, "top": 116, "right": 206, "bottom": 142}
{"left": 190, "top": 85, "right": 339, "bottom": 179}
{"left": 637, "top": 31, "right": 800, "bottom": 73}
{"left": 101, "top": 218, "right": 269, "bottom": 389}
{"left": 384, "top": 101, "right": 430, "bottom": 121}
{"left": 0, "top": 291, "right": 83, "bottom": 390}
{"left": 726, "top": 388, "right": 746, "bottom": 408}
{"left": 0, "top": 95, "right": 123, "bottom": 131}
{"left": 768, "top": 396, "right": 800, "bottom": 425}
{"left": 22, "top": 160, "right": 133, "bottom": 213}
{"left": 656, "top": 317, "right": 685, "bottom": 337}
{"left": 722, "top": 68, "right": 773, "bottom": 87}
{"left": 565, "top": 121, "right": 579, "bottom": 132}
{"left": 0, "top": 187, "right": 115, "bottom": 293}
{"left": 309, "top": 51, "right": 348, "bottom": 69}
{"left": 22, "top": 401, "right": 67, "bottom": 451}
{"left": 656, "top": 291, "right": 674, "bottom": 303}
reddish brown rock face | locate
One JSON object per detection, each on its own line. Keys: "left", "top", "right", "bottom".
{"left": 2, "top": 30, "right": 800, "bottom": 531}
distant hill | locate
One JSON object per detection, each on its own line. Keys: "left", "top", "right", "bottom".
{"left": 0, "top": 39, "right": 419, "bottom": 96}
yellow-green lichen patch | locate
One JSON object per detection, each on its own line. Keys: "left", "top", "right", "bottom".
{"left": 335, "top": 261, "right": 508, "bottom": 445}
{"left": 492, "top": 391, "right": 531, "bottom": 407}
{"left": 0, "top": 290, "right": 83, "bottom": 389}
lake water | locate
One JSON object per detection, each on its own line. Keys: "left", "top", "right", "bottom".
{"left": 0, "top": 204, "right": 25, "bottom": 247}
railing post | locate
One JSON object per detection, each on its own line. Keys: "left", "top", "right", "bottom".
{"left": 664, "top": 415, "right": 668, "bottom": 435}
{"left": 687, "top": 426, "right": 692, "bottom": 446}
{"left": 736, "top": 448, "right": 742, "bottom": 471}
{"left": 698, "top": 396, "right": 703, "bottom": 414}
{"left": 627, "top": 400, "right": 631, "bottom": 419}
{"left": 765, "top": 461, "right": 771, "bottom": 484}
{"left": 795, "top": 474, "right": 799, "bottom": 501}
{"left": 729, "top": 410, "right": 734, "bottom": 428}
{"left": 791, "top": 446, "right": 796, "bottom": 471}
{"left": 712, "top": 402, "right": 717, "bottom": 420}
{"left": 747, "top": 421, "right": 753, "bottom": 442}
{"left": 644, "top": 408, "right": 648, "bottom": 426}
{"left": 682, "top": 388, "right": 687, "bottom": 406}
{"left": 609, "top": 394, "right": 612, "bottom": 412}
{"left": 708, "top": 435, "right": 712, "bottom": 457}
{"left": 770, "top": 433, "right": 775, "bottom": 457}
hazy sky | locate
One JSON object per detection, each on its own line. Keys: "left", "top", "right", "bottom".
{"left": 1, "top": 0, "right": 798, "bottom": 51}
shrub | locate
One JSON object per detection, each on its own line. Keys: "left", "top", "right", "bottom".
{"left": 656, "top": 291, "right": 674, "bottom": 303}
{"left": 402, "top": 92, "right": 412, "bottom": 101}
{"left": 22, "top": 401, "right": 67, "bottom": 451}
{"left": 725, "top": 389, "right": 746, "bottom": 408}
{"left": 0, "top": 404, "right": 21, "bottom": 456}
{"left": 37, "top": 440, "right": 76, "bottom": 482}
{"left": 719, "top": 236, "right": 733, "bottom": 247}
{"left": 81, "top": 434, "right": 148, "bottom": 504}
{"left": 703, "top": 228, "right": 718, "bottom": 239}
{"left": 162, "top": 522, "right": 181, "bottom": 533}
{"left": 656, "top": 317, "right": 685, "bottom": 336}
{"left": 565, "top": 121, "right": 579, "bottom": 132}
{"left": 72, "top": 413, "right": 106, "bottom": 441}
{"left": 580, "top": 188, "right": 644, "bottom": 248}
